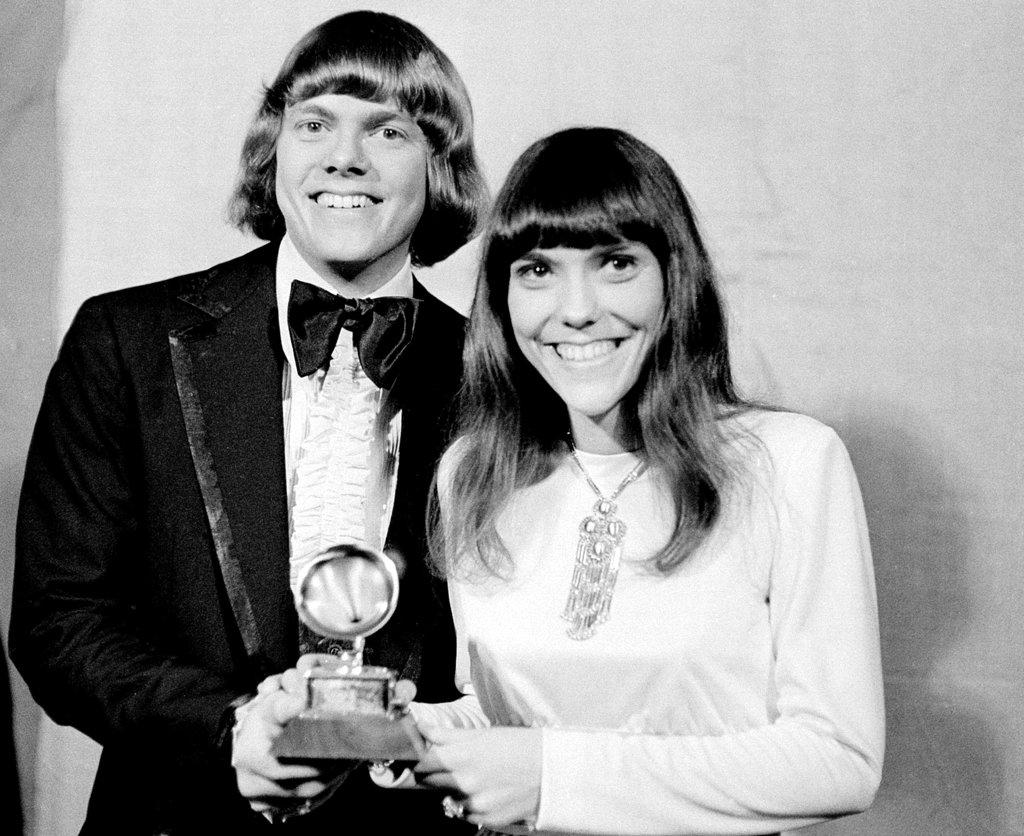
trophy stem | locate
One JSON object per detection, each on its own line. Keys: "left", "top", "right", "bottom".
{"left": 341, "top": 636, "right": 364, "bottom": 669}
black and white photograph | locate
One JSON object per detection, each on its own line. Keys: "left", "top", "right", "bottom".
{"left": 1, "top": 2, "right": 1021, "bottom": 833}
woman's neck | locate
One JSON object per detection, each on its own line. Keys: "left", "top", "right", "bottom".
{"left": 568, "top": 410, "right": 637, "bottom": 454}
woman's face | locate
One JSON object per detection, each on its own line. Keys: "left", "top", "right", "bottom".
{"left": 506, "top": 242, "right": 665, "bottom": 450}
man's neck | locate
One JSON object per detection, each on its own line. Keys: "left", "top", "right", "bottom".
{"left": 292, "top": 240, "right": 411, "bottom": 298}
{"left": 279, "top": 234, "right": 414, "bottom": 299}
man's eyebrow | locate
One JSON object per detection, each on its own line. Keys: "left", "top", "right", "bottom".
{"left": 289, "top": 102, "right": 335, "bottom": 121}
{"left": 364, "top": 106, "right": 415, "bottom": 124}
{"left": 287, "top": 101, "right": 415, "bottom": 127}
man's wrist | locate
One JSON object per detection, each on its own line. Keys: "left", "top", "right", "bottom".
{"left": 216, "top": 692, "right": 255, "bottom": 764}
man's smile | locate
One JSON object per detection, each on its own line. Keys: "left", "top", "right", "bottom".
{"left": 312, "top": 192, "right": 381, "bottom": 208}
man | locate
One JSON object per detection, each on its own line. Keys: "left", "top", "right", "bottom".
{"left": 11, "top": 11, "right": 486, "bottom": 832}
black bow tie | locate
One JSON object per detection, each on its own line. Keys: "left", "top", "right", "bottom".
{"left": 287, "top": 280, "right": 420, "bottom": 389}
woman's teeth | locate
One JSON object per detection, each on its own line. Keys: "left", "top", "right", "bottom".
{"left": 315, "top": 193, "right": 376, "bottom": 208}
{"left": 554, "top": 340, "right": 617, "bottom": 361}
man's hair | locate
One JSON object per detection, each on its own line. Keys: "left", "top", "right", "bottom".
{"left": 434, "top": 127, "right": 752, "bottom": 577}
{"left": 229, "top": 11, "right": 487, "bottom": 266}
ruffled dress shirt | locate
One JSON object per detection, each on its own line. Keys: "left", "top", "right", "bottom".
{"left": 275, "top": 235, "right": 409, "bottom": 602}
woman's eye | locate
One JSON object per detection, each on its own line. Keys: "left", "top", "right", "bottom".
{"left": 298, "top": 120, "right": 325, "bottom": 134}
{"left": 512, "top": 262, "right": 550, "bottom": 281}
{"left": 378, "top": 127, "right": 405, "bottom": 140}
{"left": 607, "top": 255, "right": 636, "bottom": 271}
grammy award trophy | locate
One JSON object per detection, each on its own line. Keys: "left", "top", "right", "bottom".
{"left": 271, "top": 544, "right": 425, "bottom": 763}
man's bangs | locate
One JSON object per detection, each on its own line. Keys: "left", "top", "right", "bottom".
{"left": 286, "top": 56, "right": 405, "bottom": 108}
{"left": 283, "top": 54, "right": 455, "bottom": 150}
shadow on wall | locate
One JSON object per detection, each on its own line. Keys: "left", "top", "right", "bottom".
{"left": 2, "top": 638, "right": 23, "bottom": 835}
{"left": 1, "top": 1, "right": 66, "bottom": 832}
{"left": 805, "top": 408, "right": 1004, "bottom": 835}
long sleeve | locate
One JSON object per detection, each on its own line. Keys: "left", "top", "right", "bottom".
{"left": 10, "top": 299, "right": 240, "bottom": 755}
{"left": 410, "top": 481, "right": 491, "bottom": 731}
{"left": 409, "top": 694, "right": 491, "bottom": 730}
{"left": 535, "top": 428, "right": 884, "bottom": 834}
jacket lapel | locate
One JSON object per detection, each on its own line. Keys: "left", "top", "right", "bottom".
{"left": 389, "top": 281, "right": 466, "bottom": 522}
{"left": 392, "top": 280, "right": 466, "bottom": 418}
{"left": 169, "top": 242, "right": 295, "bottom": 675}
{"left": 374, "top": 283, "right": 466, "bottom": 685}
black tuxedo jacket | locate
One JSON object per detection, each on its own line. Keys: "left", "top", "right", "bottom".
{"left": 11, "top": 243, "right": 474, "bottom": 833}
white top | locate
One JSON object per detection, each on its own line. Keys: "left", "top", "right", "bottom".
{"left": 275, "top": 234, "right": 412, "bottom": 599}
{"left": 423, "top": 410, "right": 884, "bottom": 836}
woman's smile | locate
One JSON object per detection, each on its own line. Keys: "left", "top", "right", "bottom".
{"left": 550, "top": 337, "right": 626, "bottom": 362}
{"left": 508, "top": 243, "right": 664, "bottom": 449}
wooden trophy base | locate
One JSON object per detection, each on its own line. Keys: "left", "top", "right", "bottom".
{"left": 272, "top": 712, "right": 423, "bottom": 762}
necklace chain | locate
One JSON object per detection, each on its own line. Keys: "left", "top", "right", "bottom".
{"left": 567, "top": 444, "right": 647, "bottom": 501}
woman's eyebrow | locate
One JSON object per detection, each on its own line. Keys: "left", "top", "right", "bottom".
{"left": 512, "top": 250, "right": 551, "bottom": 264}
{"left": 592, "top": 240, "right": 633, "bottom": 255}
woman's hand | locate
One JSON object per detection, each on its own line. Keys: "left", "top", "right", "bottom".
{"left": 416, "top": 726, "right": 542, "bottom": 829}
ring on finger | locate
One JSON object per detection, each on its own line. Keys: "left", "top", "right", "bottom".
{"left": 441, "top": 795, "right": 466, "bottom": 819}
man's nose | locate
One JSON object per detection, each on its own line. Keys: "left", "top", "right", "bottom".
{"left": 322, "top": 129, "right": 368, "bottom": 175}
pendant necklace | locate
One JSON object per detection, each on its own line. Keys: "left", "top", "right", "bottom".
{"left": 562, "top": 439, "right": 647, "bottom": 640}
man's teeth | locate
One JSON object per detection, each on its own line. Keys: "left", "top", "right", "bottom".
{"left": 554, "top": 340, "right": 617, "bottom": 361}
{"left": 316, "top": 193, "right": 376, "bottom": 208}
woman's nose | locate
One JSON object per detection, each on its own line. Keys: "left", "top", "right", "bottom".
{"left": 557, "top": 272, "right": 600, "bottom": 327}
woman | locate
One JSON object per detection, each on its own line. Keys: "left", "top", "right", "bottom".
{"left": 412, "top": 127, "right": 884, "bottom": 835}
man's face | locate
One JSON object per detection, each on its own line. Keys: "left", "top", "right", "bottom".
{"left": 275, "top": 94, "right": 429, "bottom": 293}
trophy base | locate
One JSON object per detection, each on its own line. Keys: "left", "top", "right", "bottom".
{"left": 272, "top": 713, "right": 423, "bottom": 762}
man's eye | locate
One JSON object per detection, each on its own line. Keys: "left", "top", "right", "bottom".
{"left": 298, "top": 120, "right": 325, "bottom": 134}
{"left": 379, "top": 127, "right": 405, "bottom": 140}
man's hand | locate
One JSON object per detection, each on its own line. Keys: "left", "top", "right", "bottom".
{"left": 231, "top": 667, "right": 349, "bottom": 815}
{"left": 415, "top": 726, "right": 542, "bottom": 829}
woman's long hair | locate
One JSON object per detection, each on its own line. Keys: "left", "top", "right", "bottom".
{"left": 435, "top": 127, "right": 750, "bottom": 577}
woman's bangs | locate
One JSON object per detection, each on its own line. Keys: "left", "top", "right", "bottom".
{"left": 496, "top": 186, "right": 663, "bottom": 261}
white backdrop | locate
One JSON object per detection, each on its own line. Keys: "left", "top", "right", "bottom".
{"left": 18, "top": 0, "right": 1024, "bottom": 832}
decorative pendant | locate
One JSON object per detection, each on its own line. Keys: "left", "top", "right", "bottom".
{"left": 561, "top": 443, "right": 646, "bottom": 640}
{"left": 562, "top": 496, "right": 628, "bottom": 640}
